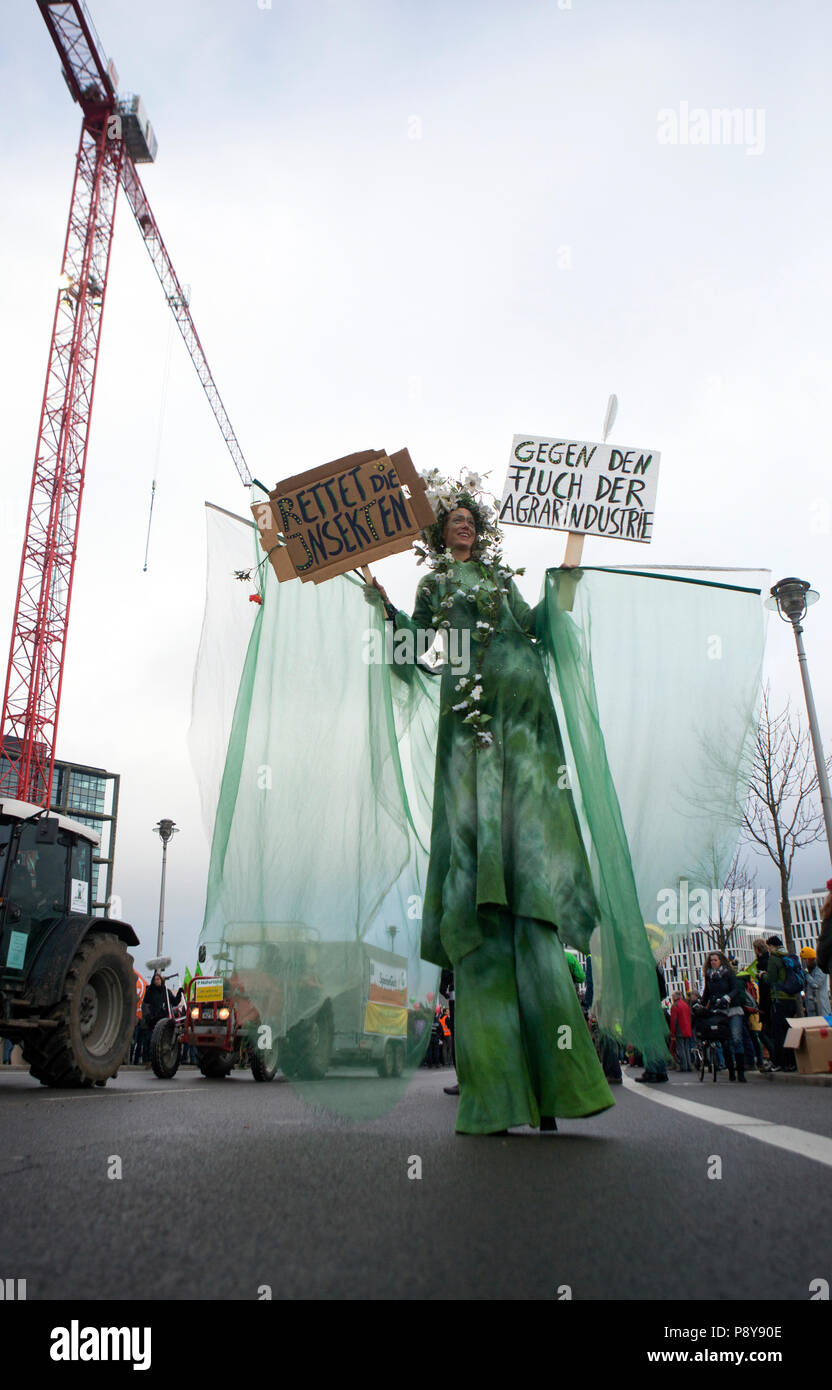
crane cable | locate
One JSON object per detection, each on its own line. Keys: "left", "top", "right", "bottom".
{"left": 142, "top": 311, "right": 176, "bottom": 572}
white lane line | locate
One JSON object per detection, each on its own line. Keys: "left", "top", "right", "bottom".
{"left": 623, "top": 1074, "right": 832, "bottom": 1169}
{"left": 43, "top": 1087, "right": 208, "bottom": 1101}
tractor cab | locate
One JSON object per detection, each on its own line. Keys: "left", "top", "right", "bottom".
{"left": 0, "top": 798, "right": 138, "bottom": 1087}
{"left": 0, "top": 799, "right": 96, "bottom": 992}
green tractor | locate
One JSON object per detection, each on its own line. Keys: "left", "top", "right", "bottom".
{"left": 0, "top": 799, "right": 138, "bottom": 1087}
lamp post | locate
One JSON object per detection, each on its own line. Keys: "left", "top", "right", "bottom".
{"left": 765, "top": 579, "right": 832, "bottom": 862}
{"left": 152, "top": 819, "right": 179, "bottom": 957}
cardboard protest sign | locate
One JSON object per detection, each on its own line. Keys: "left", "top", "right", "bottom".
{"left": 252, "top": 448, "right": 435, "bottom": 583}
{"left": 500, "top": 435, "right": 660, "bottom": 544}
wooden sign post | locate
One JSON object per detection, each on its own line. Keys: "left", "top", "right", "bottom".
{"left": 251, "top": 447, "right": 435, "bottom": 585}
{"left": 562, "top": 395, "right": 619, "bottom": 568}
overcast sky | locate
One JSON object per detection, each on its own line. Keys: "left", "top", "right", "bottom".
{"left": 1, "top": 0, "right": 830, "bottom": 975}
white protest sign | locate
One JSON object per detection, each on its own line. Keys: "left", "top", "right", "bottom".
{"left": 500, "top": 434, "right": 660, "bottom": 543}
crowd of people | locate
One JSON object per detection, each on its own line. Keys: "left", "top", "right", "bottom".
{"left": 424, "top": 926, "right": 832, "bottom": 1091}
{"left": 660, "top": 936, "right": 830, "bottom": 1080}
{"left": 598, "top": 932, "right": 831, "bottom": 1084}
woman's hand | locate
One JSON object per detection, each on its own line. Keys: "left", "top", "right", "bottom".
{"left": 364, "top": 577, "right": 391, "bottom": 607}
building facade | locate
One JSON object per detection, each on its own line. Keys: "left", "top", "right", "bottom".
{"left": 50, "top": 759, "right": 120, "bottom": 915}
{"left": 784, "top": 891, "right": 827, "bottom": 954}
{"left": 658, "top": 890, "right": 827, "bottom": 995}
{"left": 0, "top": 743, "right": 119, "bottom": 915}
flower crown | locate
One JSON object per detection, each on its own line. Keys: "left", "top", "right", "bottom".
{"left": 414, "top": 468, "right": 502, "bottom": 566}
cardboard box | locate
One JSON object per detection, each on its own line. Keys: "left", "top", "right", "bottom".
{"left": 784, "top": 1016, "right": 832, "bottom": 1074}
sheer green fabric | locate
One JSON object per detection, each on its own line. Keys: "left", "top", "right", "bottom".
{"left": 190, "top": 506, "right": 767, "bottom": 1103}
{"left": 539, "top": 567, "right": 767, "bottom": 1059}
{"left": 190, "top": 504, "right": 440, "bottom": 1119}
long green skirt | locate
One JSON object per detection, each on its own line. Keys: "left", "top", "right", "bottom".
{"left": 454, "top": 907, "right": 614, "bottom": 1134}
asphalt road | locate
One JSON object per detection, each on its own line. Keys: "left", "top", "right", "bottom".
{"left": 0, "top": 1064, "right": 829, "bottom": 1301}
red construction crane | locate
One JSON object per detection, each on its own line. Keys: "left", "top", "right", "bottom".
{"left": 1, "top": 0, "right": 251, "bottom": 807}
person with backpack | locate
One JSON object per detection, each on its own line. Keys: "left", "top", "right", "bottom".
{"left": 750, "top": 940, "right": 777, "bottom": 1069}
{"left": 765, "top": 935, "right": 804, "bottom": 1072}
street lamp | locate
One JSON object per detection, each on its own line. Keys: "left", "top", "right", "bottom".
{"left": 765, "top": 578, "right": 832, "bottom": 860}
{"left": 152, "top": 818, "right": 179, "bottom": 957}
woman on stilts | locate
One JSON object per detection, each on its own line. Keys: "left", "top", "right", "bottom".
{"left": 367, "top": 471, "right": 617, "bottom": 1135}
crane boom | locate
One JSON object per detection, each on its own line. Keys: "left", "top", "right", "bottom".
{"left": 38, "top": 0, "right": 114, "bottom": 110}
{"left": 120, "top": 160, "right": 251, "bottom": 487}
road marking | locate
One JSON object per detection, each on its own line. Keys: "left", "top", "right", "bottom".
{"left": 43, "top": 1087, "right": 207, "bottom": 1101}
{"left": 623, "top": 1074, "right": 832, "bottom": 1169}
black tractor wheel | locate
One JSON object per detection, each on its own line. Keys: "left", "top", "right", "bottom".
{"left": 280, "top": 1004, "right": 333, "bottom": 1080}
{"left": 391, "top": 1042, "right": 406, "bottom": 1078}
{"left": 197, "top": 1048, "right": 235, "bottom": 1078}
{"left": 250, "top": 1034, "right": 280, "bottom": 1082}
{"left": 22, "top": 933, "right": 135, "bottom": 1088}
{"left": 377, "top": 1043, "right": 396, "bottom": 1078}
{"left": 150, "top": 1017, "right": 181, "bottom": 1079}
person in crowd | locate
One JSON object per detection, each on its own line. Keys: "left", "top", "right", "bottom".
{"left": 750, "top": 938, "right": 776, "bottom": 1069}
{"left": 565, "top": 951, "right": 586, "bottom": 997}
{"left": 701, "top": 950, "right": 746, "bottom": 1082}
{"left": 635, "top": 964, "right": 670, "bottom": 1083}
{"left": 130, "top": 1018, "right": 146, "bottom": 1065}
{"left": 815, "top": 880, "right": 832, "bottom": 974}
{"left": 669, "top": 991, "right": 693, "bottom": 1072}
{"left": 765, "top": 935, "right": 800, "bottom": 1072}
{"left": 801, "top": 946, "right": 830, "bottom": 1017}
{"left": 425, "top": 1007, "right": 445, "bottom": 1069}
{"left": 438, "top": 1008, "right": 453, "bottom": 1065}
{"left": 736, "top": 967, "right": 766, "bottom": 1071}
{"left": 439, "top": 968, "right": 459, "bottom": 1095}
{"left": 140, "top": 971, "right": 183, "bottom": 1069}
{"left": 583, "top": 953, "right": 622, "bottom": 1084}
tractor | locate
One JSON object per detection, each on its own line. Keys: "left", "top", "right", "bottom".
{"left": 149, "top": 967, "right": 280, "bottom": 1081}
{"left": 0, "top": 798, "right": 137, "bottom": 1087}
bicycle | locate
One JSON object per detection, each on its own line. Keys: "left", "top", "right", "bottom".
{"left": 693, "top": 1008, "right": 731, "bottom": 1084}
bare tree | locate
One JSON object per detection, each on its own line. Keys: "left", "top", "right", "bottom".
{"left": 742, "top": 685, "right": 828, "bottom": 955}
{"left": 701, "top": 847, "right": 759, "bottom": 958}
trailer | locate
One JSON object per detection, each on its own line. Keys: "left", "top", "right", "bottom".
{"left": 203, "top": 926, "right": 410, "bottom": 1080}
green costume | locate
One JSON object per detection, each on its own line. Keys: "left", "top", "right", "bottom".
{"left": 393, "top": 560, "right": 612, "bottom": 1132}
{"left": 192, "top": 502, "right": 767, "bottom": 1126}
